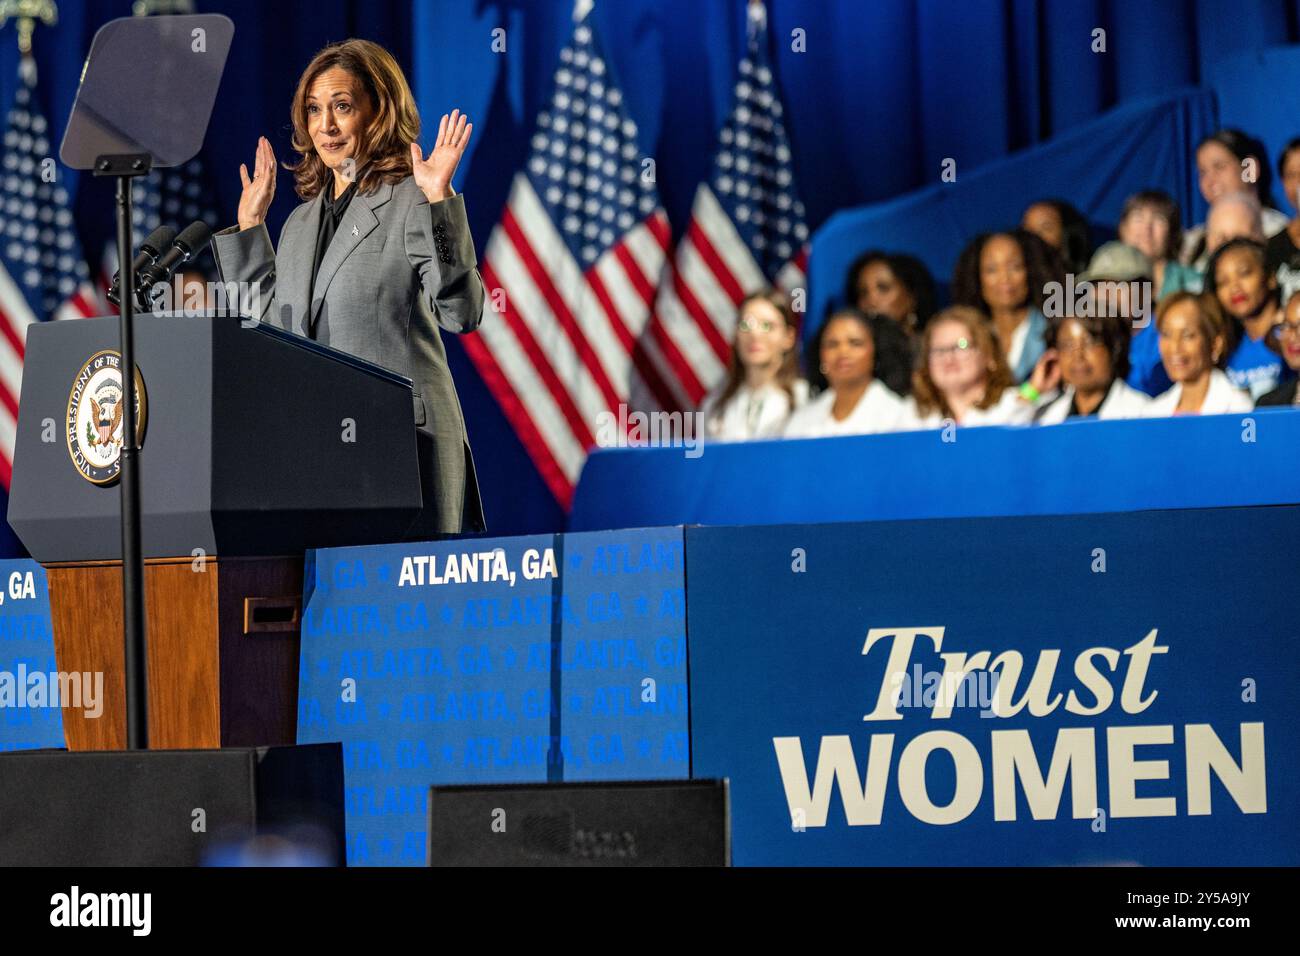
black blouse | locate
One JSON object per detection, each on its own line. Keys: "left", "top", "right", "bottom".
{"left": 311, "top": 179, "right": 359, "bottom": 304}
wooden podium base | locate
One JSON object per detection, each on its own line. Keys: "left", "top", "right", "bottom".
{"left": 43, "top": 556, "right": 303, "bottom": 751}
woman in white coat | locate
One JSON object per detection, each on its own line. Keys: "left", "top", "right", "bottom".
{"left": 699, "top": 290, "right": 808, "bottom": 440}
{"left": 1145, "top": 292, "right": 1254, "bottom": 416}
{"left": 784, "top": 309, "right": 908, "bottom": 438}
{"left": 1035, "top": 310, "right": 1150, "bottom": 423}
{"left": 901, "top": 306, "right": 1035, "bottom": 429}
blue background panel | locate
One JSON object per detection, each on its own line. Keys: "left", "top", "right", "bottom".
{"left": 296, "top": 526, "right": 693, "bottom": 865}
{"left": 685, "top": 508, "right": 1300, "bottom": 866}
{"left": 296, "top": 535, "right": 559, "bottom": 866}
{"left": 0, "top": 560, "right": 63, "bottom": 751}
{"left": 556, "top": 527, "right": 689, "bottom": 781}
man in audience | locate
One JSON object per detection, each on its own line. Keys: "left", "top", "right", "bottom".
{"left": 1204, "top": 192, "right": 1266, "bottom": 259}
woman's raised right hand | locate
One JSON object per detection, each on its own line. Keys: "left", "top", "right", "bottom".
{"left": 237, "top": 136, "right": 277, "bottom": 231}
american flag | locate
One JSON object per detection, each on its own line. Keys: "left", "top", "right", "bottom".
{"left": 0, "top": 57, "right": 101, "bottom": 490}
{"left": 637, "top": 0, "right": 809, "bottom": 413}
{"left": 461, "top": 6, "right": 671, "bottom": 507}
{"left": 97, "top": 158, "right": 222, "bottom": 310}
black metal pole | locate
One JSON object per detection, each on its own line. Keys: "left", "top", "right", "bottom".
{"left": 115, "top": 173, "right": 148, "bottom": 750}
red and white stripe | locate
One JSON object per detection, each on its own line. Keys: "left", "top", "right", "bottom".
{"left": 0, "top": 269, "right": 99, "bottom": 489}
{"left": 461, "top": 173, "right": 670, "bottom": 507}
{"left": 638, "top": 183, "right": 809, "bottom": 412}
{"left": 97, "top": 244, "right": 121, "bottom": 316}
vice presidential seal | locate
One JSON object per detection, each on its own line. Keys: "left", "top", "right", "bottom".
{"left": 66, "top": 350, "right": 147, "bottom": 485}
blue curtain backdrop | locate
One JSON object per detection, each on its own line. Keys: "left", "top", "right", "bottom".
{"left": 805, "top": 88, "right": 1222, "bottom": 329}
{"left": 4, "top": 0, "right": 1300, "bottom": 554}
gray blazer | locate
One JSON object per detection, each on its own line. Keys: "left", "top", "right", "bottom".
{"left": 210, "top": 175, "right": 486, "bottom": 535}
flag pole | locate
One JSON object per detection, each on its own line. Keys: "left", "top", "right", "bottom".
{"left": 3, "top": 2, "right": 152, "bottom": 748}
{"left": 0, "top": 1, "right": 57, "bottom": 56}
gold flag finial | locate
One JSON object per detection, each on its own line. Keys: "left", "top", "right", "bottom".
{"left": 0, "top": 0, "right": 58, "bottom": 55}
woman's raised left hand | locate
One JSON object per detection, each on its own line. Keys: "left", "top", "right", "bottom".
{"left": 411, "top": 109, "right": 473, "bottom": 203}
{"left": 1027, "top": 348, "right": 1061, "bottom": 399}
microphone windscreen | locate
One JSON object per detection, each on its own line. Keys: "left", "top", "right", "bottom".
{"left": 174, "top": 220, "right": 212, "bottom": 253}
{"left": 141, "top": 224, "right": 176, "bottom": 257}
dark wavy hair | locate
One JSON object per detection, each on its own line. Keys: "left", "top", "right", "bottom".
{"left": 1025, "top": 199, "right": 1091, "bottom": 274}
{"left": 1203, "top": 237, "right": 1272, "bottom": 301}
{"left": 1199, "top": 128, "right": 1277, "bottom": 210}
{"left": 843, "top": 250, "right": 938, "bottom": 333}
{"left": 808, "top": 307, "right": 914, "bottom": 397}
{"left": 950, "top": 229, "right": 1066, "bottom": 315}
{"left": 1044, "top": 305, "right": 1133, "bottom": 382}
{"left": 1119, "top": 190, "right": 1184, "bottom": 264}
{"left": 1203, "top": 237, "right": 1282, "bottom": 355}
{"left": 286, "top": 39, "right": 419, "bottom": 200}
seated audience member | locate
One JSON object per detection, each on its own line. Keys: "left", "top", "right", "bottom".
{"left": 1145, "top": 292, "right": 1253, "bottom": 416}
{"left": 1117, "top": 190, "right": 1201, "bottom": 300}
{"left": 1202, "top": 192, "right": 1266, "bottom": 264}
{"left": 1183, "top": 129, "right": 1287, "bottom": 268}
{"left": 1256, "top": 289, "right": 1300, "bottom": 407}
{"left": 841, "top": 252, "right": 930, "bottom": 395}
{"left": 901, "top": 305, "right": 1034, "bottom": 428}
{"left": 1036, "top": 309, "right": 1150, "bottom": 423}
{"left": 844, "top": 250, "right": 937, "bottom": 337}
{"left": 1022, "top": 199, "right": 1091, "bottom": 274}
{"left": 700, "top": 290, "right": 808, "bottom": 440}
{"left": 951, "top": 229, "right": 1064, "bottom": 383}
{"left": 784, "top": 309, "right": 907, "bottom": 438}
{"left": 1204, "top": 238, "right": 1296, "bottom": 400}
{"left": 1069, "top": 241, "right": 1173, "bottom": 398}
{"left": 1265, "top": 137, "right": 1300, "bottom": 298}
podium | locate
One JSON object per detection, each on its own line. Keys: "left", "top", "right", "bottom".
{"left": 7, "top": 313, "right": 423, "bottom": 751}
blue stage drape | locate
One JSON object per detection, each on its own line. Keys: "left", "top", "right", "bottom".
{"left": 806, "top": 88, "right": 1221, "bottom": 330}
{"left": 5, "top": 0, "right": 1300, "bottom": 555}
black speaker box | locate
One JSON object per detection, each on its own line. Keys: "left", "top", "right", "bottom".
{"left": 0, "top": 743, "right": 345, "bottom": 866}
{"left": 427, "top": 778, "right": 730, "bottom": 866}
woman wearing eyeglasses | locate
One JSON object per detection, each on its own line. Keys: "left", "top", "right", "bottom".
{"left": 901, "top": 306, "right": 1036, "bottom": 428}
{"left": 1035, "top": 310, "right": 1150, "bottom": 423}
{"left": 699, "top": 290, "right": 808, "bottom": 440}
{"left": 1257, "top": 289, "right": 1300, "bottom": 406}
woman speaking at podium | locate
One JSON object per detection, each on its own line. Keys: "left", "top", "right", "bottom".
{"left": 211, "top": 39, "right": 486, "bottom": 538}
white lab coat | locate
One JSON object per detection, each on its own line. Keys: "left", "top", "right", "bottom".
{"left": 784, "top": 381, "right": 906, "bottom": 438}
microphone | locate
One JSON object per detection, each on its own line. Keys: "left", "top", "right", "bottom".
{"left": 138, "top": 221, "right": 213, "bottom": 308}
{"left": 106, "top": 224, "right": 176, "bottom": 307}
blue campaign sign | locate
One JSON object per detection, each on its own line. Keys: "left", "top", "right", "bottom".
{"left": 296, "top": 527, "right": 694, "bottom": 865}
{"left": 296, "top": 535, "right": 561, "bottom": 866}
{"left": 557, "top": 527, "right": 689, "bottom": 781}
{"left": 685, "top": 508, "right": 1300, "bottom": 866}
{"left": 0, "top": 559, "right": 64, "bottom": 751}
